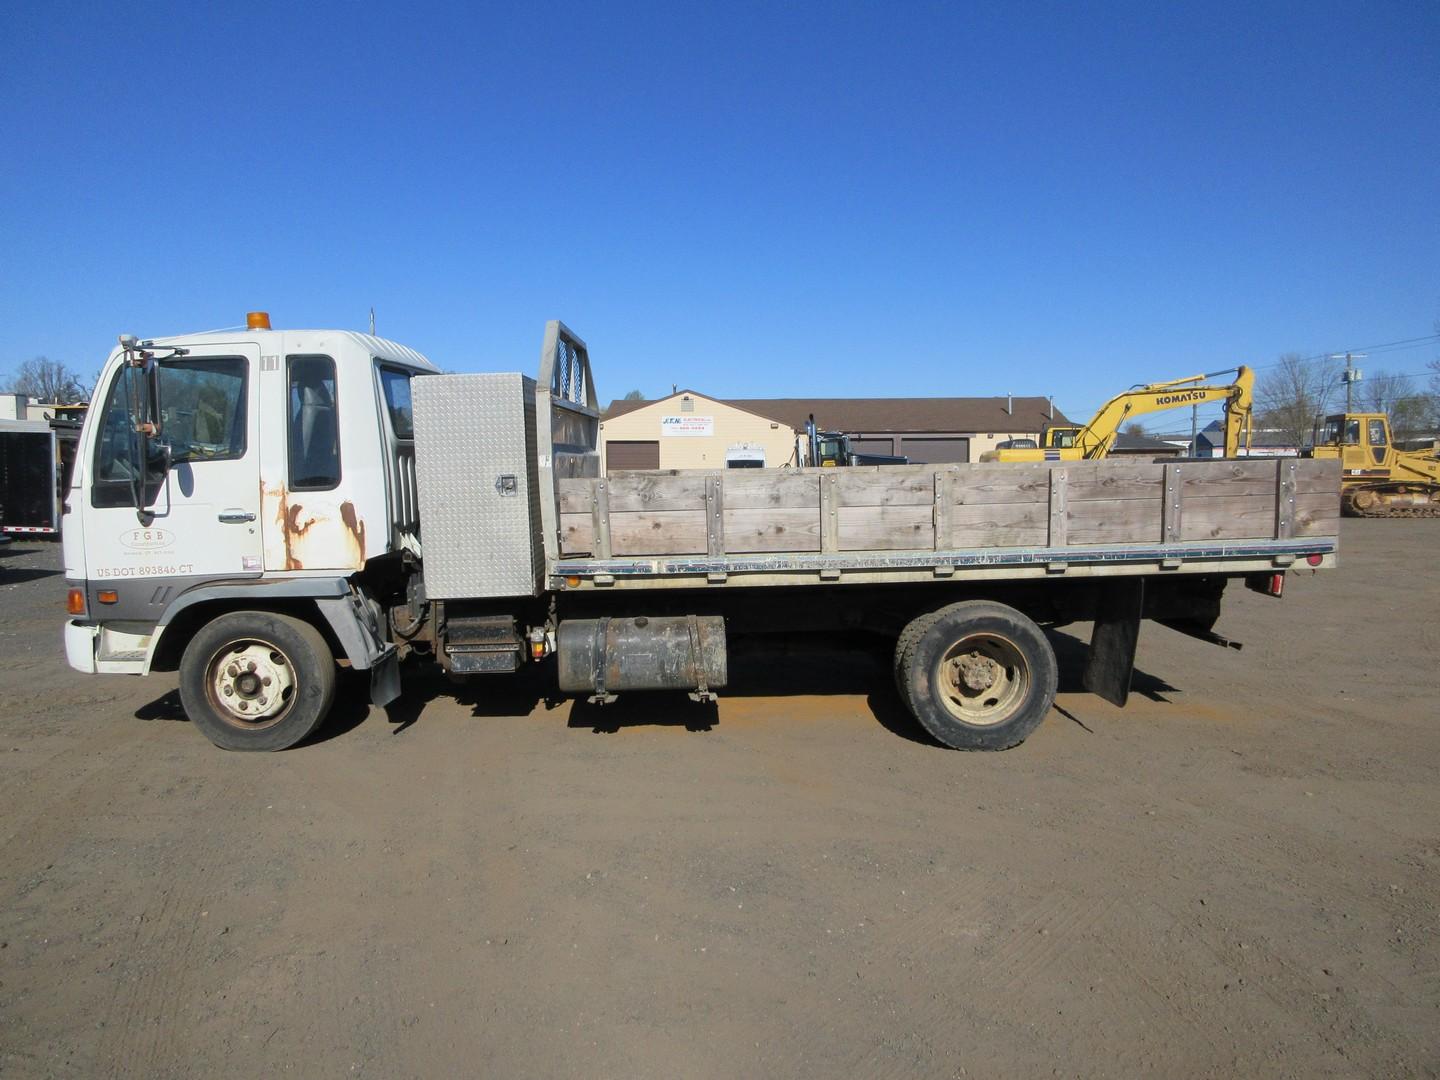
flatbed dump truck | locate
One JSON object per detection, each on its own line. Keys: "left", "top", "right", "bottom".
{"left": 61, "top": 315, "right": 1341, "bottom": 752}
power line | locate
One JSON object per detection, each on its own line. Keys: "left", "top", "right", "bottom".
{"left": 1253, "top": 333, "right": 1440, "bottom": 370}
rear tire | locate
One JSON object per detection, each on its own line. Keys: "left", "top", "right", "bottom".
{"left": 179, "top": 611, "right": 337, "bottom": 751}
{"left": 900, "top": 601, "right": 1057, "bottom": 750}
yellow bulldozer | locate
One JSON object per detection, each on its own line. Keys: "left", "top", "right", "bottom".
{"left": 1307, "top": 413, "right": 1440, "bottom": 517}
{"left": 981, "top": 367, "right": 1254, "bottom": 462}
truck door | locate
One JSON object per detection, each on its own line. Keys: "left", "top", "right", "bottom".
{"left": 1337, "top": 418, "right": 1373, "bottom": 475}
{"left": 83, "top": 343, "right": 262, "bottom": 612}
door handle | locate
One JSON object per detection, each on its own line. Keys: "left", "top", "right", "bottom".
{"left": 218, "top": 509, "right": 256, "bottom": 524}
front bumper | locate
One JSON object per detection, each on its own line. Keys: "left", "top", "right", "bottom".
{"left": 64, "top": 621, "right": 97, "bottom": 674}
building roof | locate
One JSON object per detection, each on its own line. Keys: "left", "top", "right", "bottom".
{"left": 603, "top": 389, "right": 1072, "bottom": 434}
{"left": 1197, "top": 420, "right": 1303, "bottom": 448}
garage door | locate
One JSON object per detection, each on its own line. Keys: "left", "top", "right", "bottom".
{"left": 849, "top": 438, "right": 897, "bottom": 456}
{"left": 606, "top": 440, "right": 660, "bottom": 473}
{"left": 900, "top": 437, "right": 969, "bottom": 463}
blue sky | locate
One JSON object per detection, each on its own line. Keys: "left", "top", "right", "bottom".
{"left": 2, "top": 1, "right": 1436, "bottom": 422}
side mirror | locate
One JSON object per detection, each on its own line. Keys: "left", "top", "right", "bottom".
{"left": 121, "top": 346, "right": 167, "bottom": 521}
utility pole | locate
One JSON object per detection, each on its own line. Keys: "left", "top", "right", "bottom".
{"left": 1190, "top": 403, "right": 1198, "bottom": 457}
{"left": 1332, "top": 352, "right": 1366, "bottom": 413}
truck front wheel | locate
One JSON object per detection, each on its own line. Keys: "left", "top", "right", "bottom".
{"left": 179, "top": 611, "right": 337, "bottom": 751}
{"left": 899, "top": 601, "right": 1057, "bottom": 750}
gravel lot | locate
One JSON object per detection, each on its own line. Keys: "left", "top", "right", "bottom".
{"left": 1, "top": 521, "right": 1437, "bottom": 1078}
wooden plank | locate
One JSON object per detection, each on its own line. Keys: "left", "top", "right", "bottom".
{"left": 605, "top": 509, "right": 708, "bottom": 555}
{"left": 951, "top": 502, "right": 1048, "bottom": 548}
{"left": 1180, "top": 458, "right": 1294, "bottom": 499}
{"left": 1066, "top": 464, "right": 1164, "bottom": 502}
{"left": 1292, "top": 492, "right": 1340, "bottom": 537}
{"left": 951, "top": 465, "right": 1051, "bottom": 505}
{"left": 933, "top": 470, "right": 953, "bottom": 550}
{"left": 607, "top": 472, "right": 709, "bottom": 512}
{"left": 1179, "top": 495, "right": 1284, "bottom": 541}
{"left": 558, "top": 471, "right": 709, "bottom": 514}
{"left": 1162, "top": 462, "right": 1183, "bottom": 543}
{"left": 838, "top": 504, "right": 934, "bottom": 550}
{"left": 591, "top": 477, "right": 612, "bottom": 558}
{"left": 706, "top": 474, "right": 724, "bottom": 556}
{"left": 819, "top": 472, "right": 838, "bottom": 553}
{"left": 1067, "top": 499, "right": 1164, "bottom": 545}
{"left": 556, "top": 477, "right": 595, "bottom": 515}
{"left": 1048, "top": 469, "right": 1068, "bottom": 546}
{"left": 1275, "top": 459, "right": 1296, "bottom": 539}
{"left": 1294, "top": 458, "right": 1340, "bottom": 494}
{"left": 722, "top": 471, "right": 820, "bottom": 510}
{"left": 722, "top": 507, "right": 822, "bottom": 552}
{"left": 836, "top": 468, "right": 937, "bottom": 507}
{"left": 559, "top": 511, "right": 593, "bottom": 555}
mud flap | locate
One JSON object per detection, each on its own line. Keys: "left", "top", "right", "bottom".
{"left": 1083, "top": 579, "right": 1143, "bottom": 707}
{"left": 369, "top": 648, "right": 401, "bottom": 708}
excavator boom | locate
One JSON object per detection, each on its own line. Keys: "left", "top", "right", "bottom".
{"left": 984, "top": 366, "right": 1254, "bottom": 462}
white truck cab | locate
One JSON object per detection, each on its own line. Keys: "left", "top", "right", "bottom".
{"left": 64, "top": 314, "right": 436, "bottom": 743}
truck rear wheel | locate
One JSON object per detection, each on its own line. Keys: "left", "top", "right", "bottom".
{"left": 899, "top": 601, "right": 1057, "bottom": 750}
{"left": 178, "top": 611, "right": 336, "bottom": 751}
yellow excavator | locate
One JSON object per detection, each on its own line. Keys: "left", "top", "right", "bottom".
{"left": 981, "top": 366, "right": 1254, "bottom": 462}
{"left": 1307, "top": 413, "right": 1440, "bottom": 517}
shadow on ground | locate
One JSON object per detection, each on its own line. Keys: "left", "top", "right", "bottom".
{"left": 134, "top": 627, "right": 1188, "bottom": 750}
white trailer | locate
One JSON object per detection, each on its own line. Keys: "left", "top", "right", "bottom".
{"left": 62, "top": 315, "right": 1340, "bottom": 752}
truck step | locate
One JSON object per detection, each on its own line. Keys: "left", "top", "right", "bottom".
{"left": 443, "top": 614, "right": 522, "bottom": 674}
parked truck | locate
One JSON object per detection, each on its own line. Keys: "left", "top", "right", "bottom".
{"left": 61, "top": 315, "right": 1340, "bottom": 753}
{"left": 2, "top": 420, "right": 66, "bottom": 535}
{"left": 798, "top": 416, "right": 908, "bottom": 467}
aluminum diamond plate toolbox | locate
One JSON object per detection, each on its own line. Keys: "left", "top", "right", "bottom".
{"left": 413, "top": 373, "right": 542, "bottom": 598}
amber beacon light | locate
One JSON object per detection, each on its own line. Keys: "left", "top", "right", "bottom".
{"left": 246, "top": 311, "right": 272, "bottom": 330}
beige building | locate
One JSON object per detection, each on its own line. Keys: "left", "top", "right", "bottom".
{"left": 601, "top": 390, "right": 1072, "bottom": 472}
{"left": 600, "top": 391, "right": 797, "bottom": 471}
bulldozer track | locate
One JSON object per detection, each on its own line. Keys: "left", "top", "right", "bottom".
{"left": 1342, "top": 487, "right": 1440, "bottom": 518}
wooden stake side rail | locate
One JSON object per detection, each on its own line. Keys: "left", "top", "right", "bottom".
{"left": 556, "top": 459, "right": 1340, "bottom": 566}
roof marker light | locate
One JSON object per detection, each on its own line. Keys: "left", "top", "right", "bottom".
{"left": 247, "top": 311, "right": 272, "bottom": 330}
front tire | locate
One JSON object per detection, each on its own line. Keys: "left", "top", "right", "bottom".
{"left": 899, "top": 601, "right": 1057, "bottom": 750}
{"left": 179, "top": 611, "right": 337, "bottom": 751}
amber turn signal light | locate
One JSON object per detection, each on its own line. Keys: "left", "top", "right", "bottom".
{"left": 66, "top": 588, "right": 87, "bottom": 616}
{"left": 97, "top": 590, "right": 119, "bottom": 604}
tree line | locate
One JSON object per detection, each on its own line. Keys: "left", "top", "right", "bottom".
{"left": 1257, "top": 352, "right": 1440, "bottom": 446}
{"left": 1, "top": 357, "right": 95, "bottom": 405}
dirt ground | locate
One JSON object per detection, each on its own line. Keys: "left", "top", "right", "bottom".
{"left": 0, "top": 521, "right": 1437, "bottom": 1078}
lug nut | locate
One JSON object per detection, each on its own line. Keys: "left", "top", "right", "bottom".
{"left": 238, "top": 701, "right": 248, "bottom": 711}
{"left": 227, "top": 664, "right": 239, "bottom": 678}
{"left": 261, "top": 676, "right": 272, "bottom": 687}
{"left": 222, "top": 686, "right": 234, "bottom": 696}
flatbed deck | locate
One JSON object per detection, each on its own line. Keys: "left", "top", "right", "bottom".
{"left": 552, "top": 458, "right": 1340, "bottom": 590}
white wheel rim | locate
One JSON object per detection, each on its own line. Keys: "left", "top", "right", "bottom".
{"left": 935, "top": 632, "right": 1029, "bottom": 727}
{"left": 206, "top": 640, "right": 298, "bottom": 729}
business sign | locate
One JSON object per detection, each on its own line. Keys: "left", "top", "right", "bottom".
{"left": 661, "top": 415, "right": 714, "bottom": 437}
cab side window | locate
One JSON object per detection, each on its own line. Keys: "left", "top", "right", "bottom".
{"left": 160, "top": 359, "right": 247, "bottom": 462}
{"left": 288, "top": 356, "right": 341, "bottom": 490}
{"left": 378, "top": 366, "right": 414, "bottom": 439}
{"left": 92, "top": 359, "right": 248, "bottom": 508}
{"left": 1367, "top": 420, "right": 1387, "bottom": 447}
